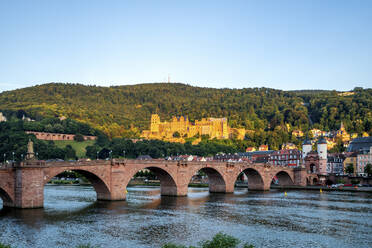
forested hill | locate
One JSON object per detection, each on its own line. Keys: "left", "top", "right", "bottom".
{"left": 0, "top": 83, "right": 371, "bottom": 137}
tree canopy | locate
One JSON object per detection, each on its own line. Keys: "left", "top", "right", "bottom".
{"left": 0, "top": 83, "right": 370, "bottom": 139}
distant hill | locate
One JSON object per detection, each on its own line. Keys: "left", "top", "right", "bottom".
{"left": 0, "top": 83, "right": 371, "bottom": 137}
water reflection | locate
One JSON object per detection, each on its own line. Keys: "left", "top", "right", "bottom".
{"left": 0, "top": 185, "right": 371, "bottom": 248}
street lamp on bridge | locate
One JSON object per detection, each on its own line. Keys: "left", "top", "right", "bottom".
{"left": 109, "top": 150, "right": 112, "bottom": 160}
{"left": 96, "top": 151, "right": 99, "bottom": 160}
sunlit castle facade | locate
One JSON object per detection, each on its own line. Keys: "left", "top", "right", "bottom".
{"left": 142, "top": 114, "right": 238, "bottom": 143}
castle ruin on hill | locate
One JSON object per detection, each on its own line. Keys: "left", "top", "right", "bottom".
{"left": 141, "top": 114, "right": 245, "bottom": 143}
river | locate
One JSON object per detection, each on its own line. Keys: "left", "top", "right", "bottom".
{"left": 0, "top": 185, "right": 371, "bottom": 248}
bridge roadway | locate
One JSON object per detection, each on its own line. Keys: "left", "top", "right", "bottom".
{"left": 0, "top": 159, "right": 308, "bottom": 208}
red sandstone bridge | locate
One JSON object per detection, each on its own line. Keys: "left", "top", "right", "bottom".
{"left": 0, "top": 159, "right": 308, "bottom": 208}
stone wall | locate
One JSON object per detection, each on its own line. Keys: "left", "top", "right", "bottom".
{"left": 26, "top": 131, "right": 97, "bottom": 141}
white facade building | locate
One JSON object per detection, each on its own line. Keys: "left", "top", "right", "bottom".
{"left": 357, "top": 147, "right": 372, "bottom": 176}
{"left": 0, "top": 112, "right": 6, "bottom": 122}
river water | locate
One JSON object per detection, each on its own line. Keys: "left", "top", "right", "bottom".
{"left": 0, "top": 186, "right": 371, "bottom": 248}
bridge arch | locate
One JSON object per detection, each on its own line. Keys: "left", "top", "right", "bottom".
{"left": 271, "top": 171, "right": 294, "bottom": 187}
{"left": 44, "top": 168, "right": 112, "bottom": 201}
{"left": 235, "top": 168, "right": 265, "bottom": 191}
{"left": 0, "top": 187, "right": 14, "bottom": 208}
{"left": 125, "top": 166, "right": 179, "bottom": 196}
{"left": 186, "top": 166, "right": 227, "bottom": 193}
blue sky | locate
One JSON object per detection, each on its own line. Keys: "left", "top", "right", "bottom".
{"left": 0, "top": 0, "right": 371, "bottom": 92}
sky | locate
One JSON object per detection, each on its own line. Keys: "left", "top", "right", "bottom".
{"left": 0, "top": 0, "right": 371, "bottom": 92}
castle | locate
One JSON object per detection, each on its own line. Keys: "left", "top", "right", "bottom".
{"left": 141, "top": 114, "right": 245, "bottom": 143}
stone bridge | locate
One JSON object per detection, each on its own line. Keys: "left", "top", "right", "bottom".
{"left": 0, "top": 159, "right": 308, "bottom": 208}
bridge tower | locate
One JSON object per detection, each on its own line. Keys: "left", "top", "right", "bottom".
{"left": 317, "top": 137, "right": 328, "bottom": 176}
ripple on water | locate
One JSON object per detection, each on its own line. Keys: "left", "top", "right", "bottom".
{"left": 0, "top": 185, "right": 371, "bottom": 248}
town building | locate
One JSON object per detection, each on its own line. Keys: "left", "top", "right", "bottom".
{"left": 325, "top": 137, "right": 337, "bottom": 150}
{"left": 335, "top": 122, "right": 350, "bottom": 142}
{"left": 282, "top": 143, "right": 297, "bottom": 150}
{"left": 326, "top": 154, "right": 345, "bottom": 175}
{"left": 245, "top": 147, "right": 256, "bottom": 152}
{"left": 22, "top": 115, "right": 34, "bottom": 122}
{"left": 310, "top": 128, "right": 327, "bottom": 138}
{"left": 269, "top": 149, "right": 302, "bottom": 167}
{"left": 258, "top": 144, "right": 269, "bottom": 151}
{"left": 347, "top": 137, "right": 372, "bottom": 153}
{"left": 292, "top": 130, "right": 304, "bottom": 137}
{"left": 0, "top": 112, "right": 6, "bottom": 122}
{"left": 356, "top": 147, "right": 372, "bottom": 176}
{"left": 213, "top": 153, "right": 242, "bottom": 162}
{"left": 237, "top": 150, "right": 274, "bottom": 163}
{"left": 343, "top": 152, "right": 358, "bottom": 176}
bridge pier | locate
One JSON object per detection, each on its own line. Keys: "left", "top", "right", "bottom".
{"left": 160, "top": 185, "right": 179, "bottom": 196}
{"left": 15, "top": 167, "right": 44, "bottom": 208}
{"left": 293, "top": 168, "right": 308, "bottom": 187}
{"left": 209, "top": 182, "right": 233, "bottom": 193}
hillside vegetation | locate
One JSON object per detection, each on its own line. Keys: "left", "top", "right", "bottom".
{"left": 54, "top": 140, "right": 95, "bottom": 158}
{"left": 0, "top": 83, "right": 371, "bottom": 138}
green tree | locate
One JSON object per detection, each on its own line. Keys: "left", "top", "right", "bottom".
{"left": 200, "top": 233, "right": 240, "bottom": 248}
{"left": 161, "top": 232, "right": 254, "bottom": 248}
{"left": 74, "top": 133, "right": 85, "bottom": 142}
{"left": 0, "top": 243, "right": 12, "bottom": 248}
{"left": 364, "top": 163, "right": 372, "bottom": 176}
{"left": 345, "top": 164, "right": 354, "bottom": 175}
{"left": 64, "top": 145, "right": 76, "bottom": 160}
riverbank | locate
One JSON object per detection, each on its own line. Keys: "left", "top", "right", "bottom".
{"left": 270, "top": 185, "right": 372, "bottom": 192}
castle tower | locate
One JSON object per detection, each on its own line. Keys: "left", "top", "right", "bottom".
{"left": 317, "top": 137, "right": 328, "bottom": 175}
{"left": 150, "top": 114, "right": 160, "bottom": 133}
{"left": 222, "top": 118, "right": 228, "bottom": 139}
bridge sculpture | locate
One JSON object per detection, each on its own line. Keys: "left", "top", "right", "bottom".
{"left": 0, "top": 159, "right": 308, "bottom": 209}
